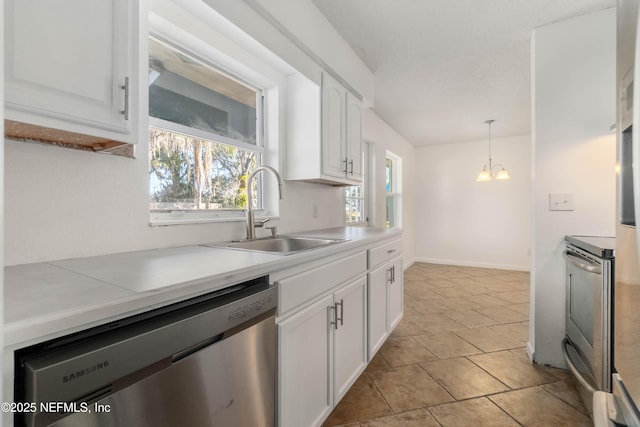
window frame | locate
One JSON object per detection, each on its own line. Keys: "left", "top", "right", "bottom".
{"left": 385, "top": 150, "right": 402, "bottom": 229}
{"left": 345, "top": 142, "right": 368, "bottom": 226}
{"left": 147, "top": 32, "right": 270, "bottom": 226}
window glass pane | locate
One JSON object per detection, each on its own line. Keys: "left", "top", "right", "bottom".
{"left": 386, "top": 195, "right": 395, "bottom": 228}
{"left": 149, "top": 127, "right": 258, "bottom": 211}
{"left": 385, "top": 158, "right": 393, "bottom": 193}
{"left": 149, "top": 38, "right": 257, "bottom": 145}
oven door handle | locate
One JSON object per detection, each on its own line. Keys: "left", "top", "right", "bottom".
{"left": 563, "top": 251, "right": 602, "bottom": 274}
{"left": 562, "top": 337, "right": 597, "bottom": 395}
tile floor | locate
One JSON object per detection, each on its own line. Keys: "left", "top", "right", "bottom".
{"left": 323, "top": 262, "right": 592, "bottom": 427}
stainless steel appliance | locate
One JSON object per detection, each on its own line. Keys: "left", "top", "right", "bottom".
{"left": 562, "top": 235, "right": 615, "bottom": 415}
{"left": 14, "top": 276, "right": 277, "bottom": 427}
{"left": 593, "top": 1, "right": 640, "bottom": 425}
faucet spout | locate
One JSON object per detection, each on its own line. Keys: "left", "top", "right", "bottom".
{"left": 246, "top": 166, "right": 284, "bottom": 240}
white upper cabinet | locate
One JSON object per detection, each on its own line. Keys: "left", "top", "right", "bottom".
{"left": 5, "top": 0, "right": 139, "bottom": 144}
{"left": 286, "top": 72, "right": 363, "bottom": 185}
{"left": 346, "top": 91, "right": 363, "bottom": 181}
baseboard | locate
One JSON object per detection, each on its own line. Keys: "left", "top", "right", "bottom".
{"left": 414, "top": 257, "right": 530, "bottom": 272}
{"left": 526, "top": 341, "right": 535, "bottom": 362}
{"left": 403, "top": 256, "right": 416, "bottom": 270}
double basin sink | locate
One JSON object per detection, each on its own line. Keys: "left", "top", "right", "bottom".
{"left": 206, "top": 236, "right": 348, "bottom": 255}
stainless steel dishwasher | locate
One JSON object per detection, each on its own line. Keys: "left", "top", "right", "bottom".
{"left": 14, "top": 276, "right": 277, "bottom": 427}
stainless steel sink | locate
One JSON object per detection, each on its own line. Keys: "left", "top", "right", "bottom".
{"left": 219, "top": 236, "right": 348, "bottom": 254}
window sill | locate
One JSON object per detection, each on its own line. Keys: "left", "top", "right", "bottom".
{"left": 149, "top": 210, "right": 277, "bottom": 227}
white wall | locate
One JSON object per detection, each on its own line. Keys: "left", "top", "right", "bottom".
{"left": 363, "top": 110, "right": 417, "bottom": 266}
{"left": 415, "top": 135, "right": 532, "bottom": 270}
{"left": 531, "top": 8, "right": 616, "bottom": 367}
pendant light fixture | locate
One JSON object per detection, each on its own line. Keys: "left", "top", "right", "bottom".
{"left": 476, "top": 119, "right": 510, "bottom": 182}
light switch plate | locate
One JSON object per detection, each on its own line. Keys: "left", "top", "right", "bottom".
{"left": 549, "top": 193, "right": 574, "bottom": 211}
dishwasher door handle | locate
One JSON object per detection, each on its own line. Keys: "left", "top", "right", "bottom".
{"left": 563, "top": 251, "right": 602, "bottom": 274}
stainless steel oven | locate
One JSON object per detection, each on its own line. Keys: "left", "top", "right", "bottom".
{"left": 563, "top": 236, "right": 615, "bottom": 415}
{"left": 14, "top": 276, "right": 277, "bottom": 427}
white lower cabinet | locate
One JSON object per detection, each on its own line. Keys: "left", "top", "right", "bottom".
{"left": 278, "top": 276, "right": 367, "bottom": 427}
{"left": 333, "top": 278, "right": 368, "bottom": 402}
{"left": 367, "top": 239, "right": 404, "bottom": 359}
{"left": 277, "top": 236, "right": 403, "bottom": 427}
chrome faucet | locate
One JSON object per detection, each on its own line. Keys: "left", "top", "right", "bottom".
{"left": 246, "top": 166, "right": 284, "bottom": 240}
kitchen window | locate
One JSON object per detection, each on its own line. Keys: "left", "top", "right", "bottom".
{"left": 345, "top": 145, "right": 368, "bottom": 225}
{"left": 148, "top": 36, "right": 265, "bottom": 224}
{"left": 385, "top": 151, "right": 402, "bottom": 228}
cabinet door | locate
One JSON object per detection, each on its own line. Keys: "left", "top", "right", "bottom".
{"left": 278, "top": 294, "right": 334, "bottom": 427}
{"left": 5, "top": 0, "right": 133, "bottom": 138}
{"left": 322, "top": 73, "right": 347, "bottom": 179}
{"left": 333, "top": 277, "right": 367, "bottom": 403}
{"left": 388, "top": 257, "right": 404, "bottom": 331}
{"left": 346, "top": 92, "right": 363, "bottom": 182}
{"left": 368, "top": 263, "right": 389, "bottom": 358}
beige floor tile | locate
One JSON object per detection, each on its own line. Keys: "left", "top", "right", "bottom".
{"left": 404, "top": 287, "right": 443, "bottom": 301}
{"left": 474, "top": 306, "right": 528, "bottom": 324}
{"left": 469, "top": 350, "right": 560, "bottom": 388}
{"left": 542, "top": 379, "right": 588, "bottom": 415}
{"left": 359, "top": 408, "right": 439, "bottom": 427}
{"left": 470, "top": 294, "right": 510, "bottom": 307}
{"left": 454, "top": 327, "right": 523, "bottom": 352}
{"left": 428, "top": 398, "right": 519, "bottom": 427}
{"left": 378, "top": 336, "right": 437, "bottom": 366}
{"left": 403, "top": 303, "right": 422, "bottom": 318}
{"left": 323, "top": 374, "right": 392, "bottom": 427}
{"left": 493, "top": 291, "right": 530, "bottom": 304}
{"left": 438, "top": 296, "right": 483, "bottom": 311}
{"left": 505, "top": 348, "right": 571, "bottom": 380}
{"left": 368, "top": 365, "right": 454, "bottom": 412}
{"left": 365, "top": 353, "right": 390, "bottom": 372}
{"left": 456, "top": 283, "right": 492, "bottom": 295}
{"left": 489, "top": 322, "right": 529, "bottom": 344}
{"left": 443, "top": 309, "right": 498, "bottom": 328}
{"left": 408, "top": 299, "right": 451, "bottom": 315}
{"left": 414, "top": 331, "right": 483, "bottom": 359}
{"left": 507, "top": 302, "right": 530, "bottom": 315}
{"left": 421, "top": 358, "right": 509, "bottom": 399}
{"left": 430, "top": 286, "right": 473, "bottom": 298}
{"left": 489, "top": 386, "right": 592, "bottom": 426}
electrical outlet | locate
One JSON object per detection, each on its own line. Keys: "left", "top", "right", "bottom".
{"left": 313, "top": 203, "right": 319, "bottom": 218}
{"left": 549, "top": 193, "right": 574, "bottom": 211}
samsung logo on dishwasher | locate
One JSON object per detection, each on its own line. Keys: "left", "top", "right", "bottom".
{"left": 62, "top": 361, "right": 109, "bottom": 383}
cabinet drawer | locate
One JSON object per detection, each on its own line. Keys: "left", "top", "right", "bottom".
{"left": 368, "top": 238, "right": 402, "bottom": 268}
{"left": 278, "top": 252, "right": 367, "bottom": 316}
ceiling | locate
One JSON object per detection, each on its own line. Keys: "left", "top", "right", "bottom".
{"left": 311, "top": 0, "right": 615, "bottom": 146}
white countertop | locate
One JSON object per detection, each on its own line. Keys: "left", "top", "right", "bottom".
{"left": 4, "top": 227, "right": 401, "bottom": 349}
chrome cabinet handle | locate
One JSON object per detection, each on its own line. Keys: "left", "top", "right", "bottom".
{"left": 330, "top": 305, "right": 337, "bottom": 330}
{"left": 121, "top": 77, "right": 130, "bottom": 120}
{"left": 387, "top": 249, "right": 396, "bottom": 254}
{"left": 563, "top": 251, "right": 602, "bottom": 274}
{"left": 336, "top": 299, "right": 344, "bottom": 327}
{"left": 392, "top": 265, "right": 396, "bottom": 283}
{"left": 348, "top": 159, "right": 354, "bottom": 175}
{"left": 330, "top": 300, "right": 344, "bottom": 329}
{"left": 343, "top": 157, "right": 348, "bottom": 173}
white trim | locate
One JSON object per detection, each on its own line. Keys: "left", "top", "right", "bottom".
{"left": 526, "top": 341, "right": 535, "bottom": 362}
{"left": 403, "top": 257, "right": 416, "bottom": 271}
{"left": 413, "top": 257, "right": 531, "bottom": 272}
{"left": 149, "top": 118, "right": 263, "bottom": 153}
